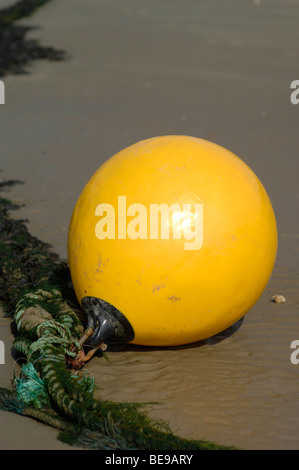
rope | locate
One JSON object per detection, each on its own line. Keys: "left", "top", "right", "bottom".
{"left": 14, "top": 362, "right": 50, "bottom": 409}
{"left": 14, "top": 289, "right": 83, "bottom": 363}
{"left": 31, "top": 320, "right": 81, "bottom": 359}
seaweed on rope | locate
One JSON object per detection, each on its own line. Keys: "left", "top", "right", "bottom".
{"left": 0, "top": 180, "right": 235, "bottom": 450}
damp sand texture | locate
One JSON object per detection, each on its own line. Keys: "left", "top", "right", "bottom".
{"left": 0, "top": 0, "right": 299, "bottom": 450}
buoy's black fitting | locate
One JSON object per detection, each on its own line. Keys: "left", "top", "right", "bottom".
{"left": 81, "top": 297, "right": 135, "bottom": 346}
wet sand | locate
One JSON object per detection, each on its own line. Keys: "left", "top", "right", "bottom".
{"left": 1, "top": 0, "right": 299, "bottom": 450}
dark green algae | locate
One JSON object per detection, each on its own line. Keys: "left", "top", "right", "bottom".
{"left": 0, "top": 0, "right": 66, "bottom": 77}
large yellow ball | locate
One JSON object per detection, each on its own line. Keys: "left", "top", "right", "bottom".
{"left": 68, "top": 136, "right": 277, "bottom": 346}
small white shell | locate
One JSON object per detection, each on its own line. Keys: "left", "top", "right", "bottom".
{"left": 272, "top": 295, "right": 286, "bottom": 303}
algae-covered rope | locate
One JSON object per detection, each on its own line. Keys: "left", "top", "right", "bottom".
{"left": 15, "top": 290, "right": 81, "bottom": 361}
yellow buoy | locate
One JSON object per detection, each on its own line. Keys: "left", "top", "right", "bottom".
{"left": 68, "top": 136, "right": 277, "bottom": 346}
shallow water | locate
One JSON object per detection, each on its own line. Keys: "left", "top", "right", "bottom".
{"left": 0, "top": 0, "right": 299, "bottom": 449}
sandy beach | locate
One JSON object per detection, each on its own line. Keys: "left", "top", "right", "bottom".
{"left": 0, "top": 0, "right": 299, "bottom": 450}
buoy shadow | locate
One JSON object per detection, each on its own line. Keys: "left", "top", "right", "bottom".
{"left": 105, "top": 317, "right": 244, "bottom": 354}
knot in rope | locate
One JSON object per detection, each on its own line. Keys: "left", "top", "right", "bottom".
{"left": 28, "top": 319, "right": 81, "bottom": 361}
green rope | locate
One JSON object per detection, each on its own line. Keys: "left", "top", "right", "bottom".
{"left": 13, "top": 361, "right": 95, "bottom": 410}
{"left": 13, "top": 288, "right": 82, "bottom": 363}
{"left": 14, "top": 362, "right": 51, "bottom": 409}
{"left": 31, "top": 319, "right": 80, "bottom": 359}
